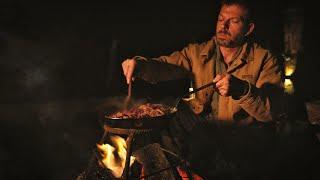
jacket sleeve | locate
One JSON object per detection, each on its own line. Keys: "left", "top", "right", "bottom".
{"left": 132, "top": 44, "right": 194, "bottom": 83}
{"left": 236, "top": 53, "right": 284, "bottom": 122}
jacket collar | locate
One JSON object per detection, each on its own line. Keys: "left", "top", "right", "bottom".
{"left": 200, "top": 37, "right": 216, "bottom": 59}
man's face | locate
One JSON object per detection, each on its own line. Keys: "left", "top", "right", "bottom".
{"left": 216, "top": 5, "right": 249, "bottom": 48}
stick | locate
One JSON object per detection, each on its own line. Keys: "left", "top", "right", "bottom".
{"left": 124, "top": 82, "right": 132, "bottom": 110}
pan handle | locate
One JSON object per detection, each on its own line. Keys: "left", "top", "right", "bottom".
{"left": 184, "top": 82, "right": 216, "bottom": 97}
{"left": 173, "top": 81, "right": 216, "bottom": 108}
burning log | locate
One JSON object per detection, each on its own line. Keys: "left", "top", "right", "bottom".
{"left": 133, "top": 143, "right": 176, "bottom": 180}
{"left": 76, "top": 150, "right": 116, "bottom": 180}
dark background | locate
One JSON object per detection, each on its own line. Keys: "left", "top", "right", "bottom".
{"left": 0, "top": 0, "right": 318, "bottom": 179}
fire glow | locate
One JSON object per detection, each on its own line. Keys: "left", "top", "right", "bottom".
{"left": 96, "top": 135, "right": 135, "bottom": 178}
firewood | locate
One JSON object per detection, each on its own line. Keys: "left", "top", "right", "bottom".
{"left": 133, "top": 143, "right": 176, "bottom": 180}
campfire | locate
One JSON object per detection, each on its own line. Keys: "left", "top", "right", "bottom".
{"left": 77, "top": 96, "right": 203, "bottom": 180}
{"left": 96, "top": 135, "right": 136, "bottom": 178}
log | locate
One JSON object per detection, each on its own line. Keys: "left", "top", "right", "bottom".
{"left": 133, "top": 143, "right": 176, "bottom": 180}
{"left": 76, "top": 150, "right": 116, "bottom": 180}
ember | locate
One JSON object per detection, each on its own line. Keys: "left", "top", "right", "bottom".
{"left": 107, "top": 103, "right": 172, "bottom": 119}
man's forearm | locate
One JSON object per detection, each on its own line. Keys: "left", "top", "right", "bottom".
{"left": 134, "top": 57, "right": 193, "bottom": 84}
{"left": 236, "top": 84, "right": 276, "bottom": 122}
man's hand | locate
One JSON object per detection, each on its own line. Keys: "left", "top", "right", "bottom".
{"left": 122, "top": 59, "right": 137, "bottom": 84}
{"left": 213, "top": 74, "right": 249, "bottom": 99}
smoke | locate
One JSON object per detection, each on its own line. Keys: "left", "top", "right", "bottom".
{"left": 106, "top": 39, "right": 119, "bottom": 88}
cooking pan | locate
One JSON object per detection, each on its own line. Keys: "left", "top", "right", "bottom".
{"left": 102, "top": 82, "right": 216, "bottom": 130}
{"left": 102, "top": 96, "right": 177, "bottom": 130}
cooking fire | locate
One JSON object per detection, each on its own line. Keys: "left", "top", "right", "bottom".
{"left": 96, "top": 135, "right": 135, "bottom": 178}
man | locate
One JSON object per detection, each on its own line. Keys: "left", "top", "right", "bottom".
{"left": 121, "top": 0, "right": 284, "bottom": 177}
{"left": 122, "top": 0, "right": 283, "bottom": 125}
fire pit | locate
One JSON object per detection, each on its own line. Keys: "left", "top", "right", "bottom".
{"left": 77, "top": 108, "right": 196, "bottom": 180}
{"left": 76, "top": 94, "right": 210, "bottom": 180}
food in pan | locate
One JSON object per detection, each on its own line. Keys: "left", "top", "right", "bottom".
{"left": 107, "top": 103, "right": 172, "bottom": 119}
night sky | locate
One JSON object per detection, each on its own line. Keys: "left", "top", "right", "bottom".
{"left": 1, "top": 0, "right": 318, "bottom": 179}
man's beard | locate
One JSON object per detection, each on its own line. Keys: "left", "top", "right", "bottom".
{"left": 216, "top": 32, "right": 245, "bottom": 48}
{"left": 216, "top": 38, "right": 236, "bottom": 47}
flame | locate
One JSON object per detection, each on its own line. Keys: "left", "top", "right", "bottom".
{"left": 284, "top": 56, "right": 296, "bottom": 77}
{"left": 285, "top": 65, "right": 295, "bottom": 76}
{"left": 97, "top": 135, "right": 135, "bottom": 178}
{"left": 284, "top": 78, "right": 294, "bottom": 94}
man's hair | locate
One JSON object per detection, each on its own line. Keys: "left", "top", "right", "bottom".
{"left": 220, "top": 0, "right": 254, "bottom": 23}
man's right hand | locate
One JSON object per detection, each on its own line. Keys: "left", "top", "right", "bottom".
{"left": 122, "top": 59, "right": 137, "bottom": 84}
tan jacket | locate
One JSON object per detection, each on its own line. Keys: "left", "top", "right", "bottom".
{"left": 134, "top": 37, "right": 283, "bottom": 124}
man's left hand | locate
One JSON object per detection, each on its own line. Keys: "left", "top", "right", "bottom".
{"left": 213, "top": 74, "right": 249, "bottom": 99}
